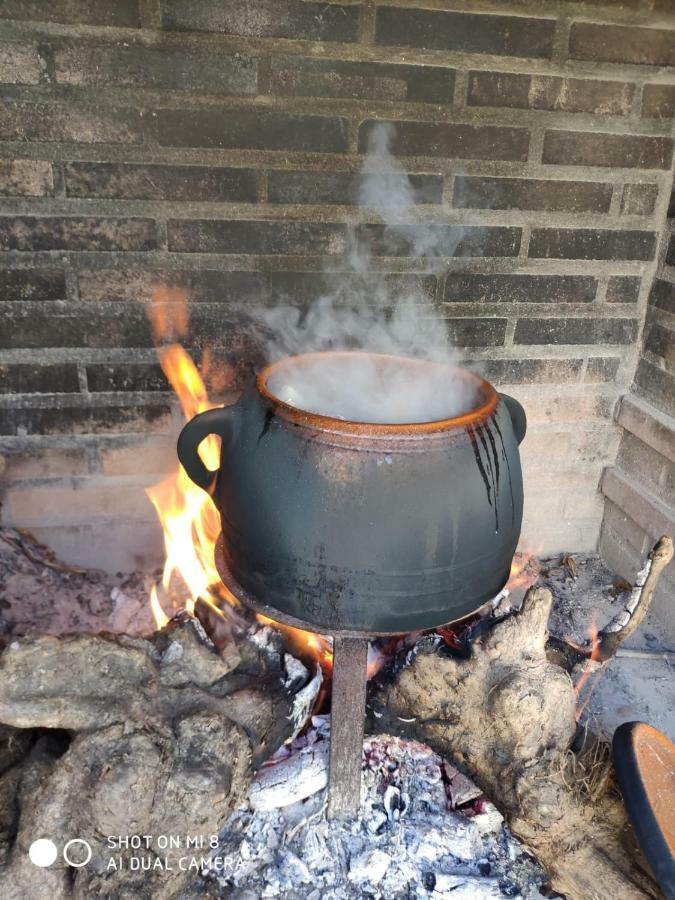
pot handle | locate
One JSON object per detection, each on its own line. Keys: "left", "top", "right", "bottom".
{"left": 177, "top": 406, "right": 235, "bottom": 493}
{"left": 499, "top": 393, "right": 527, "bottom": 445}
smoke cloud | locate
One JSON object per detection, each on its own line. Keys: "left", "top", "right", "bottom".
{"left": 247, "top": 122, "right": 477, "bottom": 423}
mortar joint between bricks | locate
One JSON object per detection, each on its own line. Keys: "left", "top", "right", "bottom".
{"left": 358, "top": 2, "right": 376, "bottom": 45}
{"left": 452, "top": 70, "right": 468, "bottom": 109}
{"left": 503, "top": 319, "right": 516, "bottom": 348}
{"left": 256, "top": 171, "right": 269, "bottom": 204}
{"left": 519, "top": 226, "right": 531, "bottom": 260}
{"left": 256, "top": 56, "right": 272, "bottom": 97}
{"left": 76, "top": 364, "right": 88, "bottom": 394}
{"left": 156, "top": 220, "right": 168, "bottom": 252}
{"left": 527, "top": 129, "right": 544, "bottom": 167}
{"left": 609, "top": 184, "right": 623, "bottom": 217}
{"left": 551, "top": 15, "right": 571, "bottom": 67}
{"left": 138, "top": 0, "right": 162, "bottom": 30}
{"left": 51, "top": 161, "right": 66, "bottom": 199}
{"left": 64, "top": 266, "right": 79, "bottom": 302}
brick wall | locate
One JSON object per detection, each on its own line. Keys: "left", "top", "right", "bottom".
{"left": 599, "top": 180, "right": 675, "bottom": 633}
{"left": 0, "top": 0, "right": 674, "bottom": 572}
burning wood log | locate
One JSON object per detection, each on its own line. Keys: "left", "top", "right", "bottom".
{"left": 0, "top": 615, "right": 319, "bottom": 900}
{"left": 370, "top": 536, "right": 673, "bottom": 900}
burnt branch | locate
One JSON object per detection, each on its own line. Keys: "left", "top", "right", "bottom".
{"left": 371, "top": 584, "right": 662, "bottom": 900}
{"left": 595, "top": 535, "right": 673, "bottom": 661}
{"left": 0, "top": 616, "right": 318, "bottom": 900}
{"left": 546, "top": 535, "right": 673, "bottom": 670}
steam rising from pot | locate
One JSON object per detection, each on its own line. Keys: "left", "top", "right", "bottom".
{"left": 250, "top": 123, "right": 478, "bottom": 422}
{"left": 267, "top": 354, "right": 481, "bottom": 424}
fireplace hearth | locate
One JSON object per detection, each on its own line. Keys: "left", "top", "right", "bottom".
{"left": 0, "top": 527, "right": 672, "bottom": 899}
{"left": 1, "top": 0, "right": 675, "bottom": 897}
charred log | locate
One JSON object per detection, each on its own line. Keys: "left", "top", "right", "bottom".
{"left": 0, "top": 616, "right": 318, "bottom": 900}
{"left": 369, "top": 534, "right": 672, "bottom": 900}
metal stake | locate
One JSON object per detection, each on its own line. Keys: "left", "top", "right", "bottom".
{"left": 327, "top": 635, "right": 368, "bottom": 819}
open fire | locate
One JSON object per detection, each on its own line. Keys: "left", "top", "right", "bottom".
{"left": 143, "top": 301, "right": 537, "bottom": 675}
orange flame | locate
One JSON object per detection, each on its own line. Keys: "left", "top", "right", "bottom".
{"left": 145, "top": 344, "right": 228, "bottom": 626}
{"left": 573, "top": 617, "right": 606, "bottom": 721}
{"left": 144, "top": 287, "right": 332, "bottom": 673}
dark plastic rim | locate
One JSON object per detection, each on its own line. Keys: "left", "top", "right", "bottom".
{"left": 612, "top": 721, "right": 675, "bottom": 900}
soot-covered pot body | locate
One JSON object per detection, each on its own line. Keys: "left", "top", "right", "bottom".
{"left": 178, "top": 352, "right": 526, "bottom": 633}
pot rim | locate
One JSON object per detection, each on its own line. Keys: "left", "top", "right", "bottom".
{"left": 256, "top": 350, "right": 498, "bottom": 435}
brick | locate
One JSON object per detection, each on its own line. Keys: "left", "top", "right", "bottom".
{"left": 1, "top": 308, "right": 153, "bottom": 349}
{"left": 0, "top": 445, "right": 89, "bottom": 479}
{"left": 542, "top": 131, "right": 672, "bottom": 170}
{"left": 357, "top": 224, "right": 520, "bottom": 257}
{"left": 453, "top": 175, "right": 611, "bottom": 213}
{"left": 469, "top": 357, "right": 583, "bottom": 383}
{"left": 0, "top": 217, "right": 158, "bottom": 252}
{"left": 666, "top": 234, "right": 675, "bottom": 267}
{"left": 607, "top": 276, "right": 641, "bottom": 303}
{"left": 0, "top": 102, "right": 143, "bottom": 144}
{"left": 162, "top": 0, "right": 359, "bottom": 41}
{"left": 618, "top": 394, "right": 675, "bottom": 465}
{"left": 642, "top": 84, "right": 675, "bottom": 119}
{"left": 0, "top": 404, "right": 170, "bottom": 436}
{"left": 4, "top": 479, "right": 157, "bottom": 525}
{"left": 358, "top": 119, "right": 529, "bottom": 162}
{"left": 645, "top": 322, "right": 675, "bottom": 365}
{"left": 584, "top": 357, "right": 621, "bottom": 382}
{"left": 0, "top": 42, "right": 42, "bottom": 85}
{"left": 444, "top": 273, "right": 597, "bottom": 303}
{"left": 569, "top": 23, "right": 675, "bottom": 68}
{"left": 514, "top": 317, "right": 638, "bottom": 345}
{"left": 54, "top": 45, "right": 256, "bottom": 94}
{"left": 99, "top": 434, "right": 176, "bottom": 476}
{"left": 375, "top": 7, "right": 554, "bottom": 58}
{"left": 617, "top": 432, "right": 669, "bottom": 492}
{"left": 0, "top": 160, "right": 53, "bottom": 197}
{"left": 157, "top": 109, "right": 347, "bottom": 152}
{"left": 268, "top": 171, "right": 442, "bottom": 205}
{"left": 620, "top": 183, "right": 658, "bottom": 216}
{"left": 467, "top": 71, "right": 633, "bottom": 116}
{"left": 0, "top": 0, "right": 140, "bottom": 26}
{"left": 529, "top": 228, "right": 656, "bottom": 261}
{"left": 649, "top": 278, "right": 675, "bottom": 315}
{"left": 87, "top": 363, "right": 168, "bottom": 392}
{"left": 0, "top": 268, "right": 66, "bottom": 302}
{"left": 270, "top": 58, "right": 455, "bottom": 104}
{"left": 602, "top": 499, "right": 648, "bottom": 557}
{"left": 601, "top": 467, "right": 675, "bottom": 544}
{"left": 520, "top": 392, "right": 613, "bottom": 426}
{"left": 167, "top": 219, "right": 346, "bottom": 255}
{"left": 65, "top": 163, "right": 258, "bottom": 202}
{"left": 634, "top": 359, "right": 675, "bottom": 418}
{"left": 445, "top": 318, "right": 507, "bottom": 347}
{"left": 0, "top": 363, "right": 79, "bottom": 394}
{"left": 77, "top": 268, "right": 268, "bottom": 303}
{"left": 266, "top": 271, "right": 437, "bottom": 306}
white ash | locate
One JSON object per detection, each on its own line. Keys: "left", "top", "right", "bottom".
{"left": 203, "top": 721, "right": 548, "bottom": 899}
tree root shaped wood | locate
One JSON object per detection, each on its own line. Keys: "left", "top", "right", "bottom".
{"left": 0, "top": 616, "right": 311, "bottom": 899}
{"left": 371, "top": 586, "right": 662, "bottom": 900}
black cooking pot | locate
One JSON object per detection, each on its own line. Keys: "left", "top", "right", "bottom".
{"left": 178, "top": 351, "right": 526, "bottom": 633}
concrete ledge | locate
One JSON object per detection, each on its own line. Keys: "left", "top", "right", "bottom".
{"left": 600, "top": 466, "right": 675, "bottom": 540}
{"left": 616, "top": 393, "right": 675, "bottom": 464}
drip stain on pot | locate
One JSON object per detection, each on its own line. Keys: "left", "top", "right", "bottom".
{"left": 476, "top": 423, "right": 499, "bottom": 532}
{"left": 257, "top": 408, "right": 275, "bottom": 444}
{"left": 467, "top": 424, "right": 495, "bottom": 529}
{"left": 492, "top": 413, "right": 516, "bottom": 527}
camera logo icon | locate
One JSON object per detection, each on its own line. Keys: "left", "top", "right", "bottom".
{"left": 29, "top": 838, "right": 92, "bottom": 868}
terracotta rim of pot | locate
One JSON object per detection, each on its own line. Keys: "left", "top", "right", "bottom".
{"left": 257, "top": 350, "right": 498, "bottom": 435}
